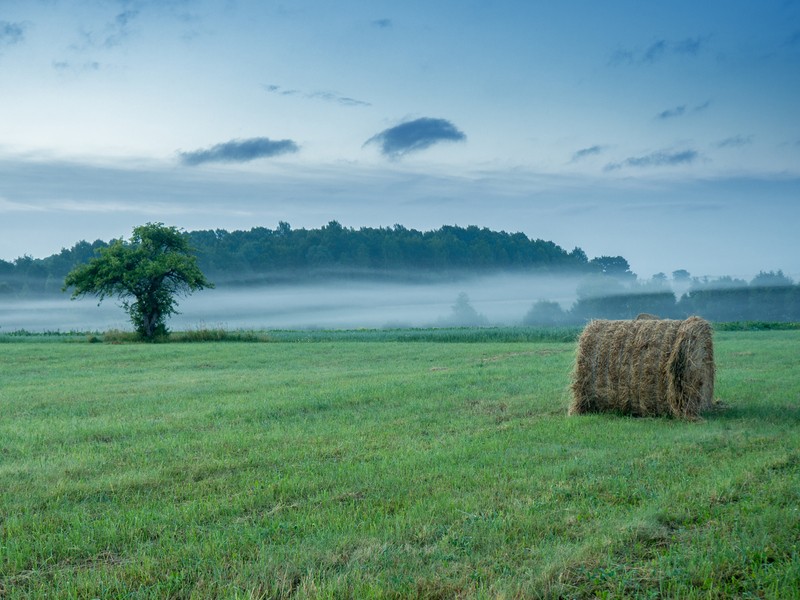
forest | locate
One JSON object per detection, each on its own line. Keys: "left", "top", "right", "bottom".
{"left": 1, "top": 221, "right": 798, "bottom": 324}
{"left": 0, "top": 221, "right": 604, "bottom": 294}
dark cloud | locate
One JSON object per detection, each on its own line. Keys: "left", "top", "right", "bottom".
{"left": 179, "top": 138, "right": 300, "bottom": 166}
{"left": 610, "top": 36, "right": 708, "bottom": 65}
{"left": 716, "top": 135, "right": 754, "bottom": 148}
{"left": 657, "top": 105, "right": 687, "bottom": 120}
{"left": 0, "top": 21, "right": 26, "bottom": 47}
{"left": 372, "top": 18, "right": 393, "bottom": 28}
{"left": 265, "top": 84, "right": 371, "bottom": 107}
{"left": 571, "top": 145, "right": 605, "bottom": 161}
{"left": 365, "top": 118, "right": 467, "bottom": 159}
{"left": 605, "top": 150, "right": 698, "bottom": 170}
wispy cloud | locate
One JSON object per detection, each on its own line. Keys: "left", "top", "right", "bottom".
{"left": 76, "top": 8, "right": 140, "bottom": 50}
{"left": 0, "top": 197, "right": 45, "bottom": 213}
{"left": 657, "top": 105, "right": 687, "bottom": 120}
{"left": 52, "top": 60, "right": 102, "bottom": 73}
{"left": 179, "top": 138, "right": 300, "bottom": 166}
{"left": 655, "top": 101, "right": 710, "bottom": 120}
{"left": 372, "top": 18, "right": 393, "bottom": 29}
{"left": 364, "top": 118, "right": 467, "bottom": 159}
{"left": 673, "top": 36, "right": 705, "bottom": 56}
{"left": 571, "top": 145, "right": 605, "bottom": 162}
{"left": 605, "top": 149, "right": 698, "bottom": 170}
{"left": 0, "top": 21, "right": 27, "bottom": 48}
{"left": 308, "top": 91, "right": 370, "bottom": 107}
{"left": 265, "top": 84, "right": 371, "bottom": 107}
{"left": 643, "top": 40, "right": 668, "bottom": 63}
{"left": 611, "top": 36, "right": 708, "bottom": 65}
{"left": 716, "top": 134, "right": 754, "bottom": 148}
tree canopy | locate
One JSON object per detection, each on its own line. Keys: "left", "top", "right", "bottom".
{"left": 63, "top": 223, "right": 213, "bottom": 339}
{"left": 2, "top": 223, "right": 597, "bottom": 296}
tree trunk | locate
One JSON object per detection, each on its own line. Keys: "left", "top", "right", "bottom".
{"left": 143, "top": 311, "right": 159, "bottom": 339}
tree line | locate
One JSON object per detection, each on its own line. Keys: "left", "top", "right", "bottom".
{"left": 2, "top": 221, "right": 798, "bottom": 325}
{"left": 523, "top": 270, "right": 800, "bottom": 325}
{"left": 0, "top": 221, "right": 614, "bottom": 295}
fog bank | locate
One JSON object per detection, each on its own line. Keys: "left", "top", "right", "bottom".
{"left": 0, "top": 274, "right": 584, "bottom": 333}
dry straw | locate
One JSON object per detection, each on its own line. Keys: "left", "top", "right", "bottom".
{"left": 570, "top": 316, "right": 715, "bottom": 419}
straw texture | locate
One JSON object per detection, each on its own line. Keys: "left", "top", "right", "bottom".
{"left": 570, "top": 316, "right": 715, "bottom": 418}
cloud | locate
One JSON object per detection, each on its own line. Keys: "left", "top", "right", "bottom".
{"left": 656, "top": 100, "right": 710, "bottom": 120}
{"left": 179, "top": 138, "right": 300, "bottom": 166}
{"left": 307, "top": 91, "right": 371, "bottom": 107}
{"left": 0, "top": 197, "right": 45, "bottom": 213}
{"left": 673, "top": 36, "right": 705, "bottom": 56}
{"left": 52, "top": 60, "right": 102, "bottom": 73}
{"left": 265, "top": 84, "right": 371, "bottom": 107}
{"left": 265, "top": 84, "right": 299, "bottom": 97}
{"left": 643, "top": 40, "right": 668, "bottom": 63}
{"left": 372, "top": 18, "right": 392, "bottom": 29}
{"left": 609, "top": 49, "right": 635, "bottom": 65}
{"left": 716, "top": 134, "right": 754, "bottom": 148}
{"left": 0, "top": 21, "right": 26, "bottom": 47}
{"left": 657, "top": 105, "right": 687, "bottom": 120}
{"left": 605, "top": 149, "right": 698, "bottom": 170}
{"left": 610, "top": 36, "right": 708, "bottom": 65}
{"left": 571, "top": 145, "right": 605, "bottom": 162}
{"left": 365, "top": 118, "right": 467, "bottom": 159}
{"left": 76, "top": 8, "right": 140, "bottom": 49}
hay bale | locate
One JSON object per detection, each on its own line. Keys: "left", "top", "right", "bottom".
{"left": 570, "top": 316, "right": 714, "bottom": 419}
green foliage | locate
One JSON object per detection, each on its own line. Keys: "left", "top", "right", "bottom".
{"left": 532, "top": 272, "right": 800, "bottom": 325}
{"left": 589, "top": 255, "right": 636, "bottom": 279}
{"left": 63, "top": 223, "right": 213, "bottom": 339}
{"left": 0, "top": 326, "right": 584, "bottom": 344}
{"left": 1, "top": 223, "right": 594, "bottom": 297}
{"left": 185, "top": 222, "right": 594, "bottom": 279}
{"left": 713, "top": 321, "right": 800, "bottom": 331}
{"left": 171, "top": 327, "right": 270, "bottom": 343}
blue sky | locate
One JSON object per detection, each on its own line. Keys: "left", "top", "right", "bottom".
{"left": 1, "top": 0, "right": 799, "bottom": 280}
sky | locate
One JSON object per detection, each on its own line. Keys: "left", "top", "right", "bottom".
{"left": 1, "top": 0, "right": 799, "bottom": 281}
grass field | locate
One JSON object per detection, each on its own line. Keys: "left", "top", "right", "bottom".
{"left": 1, "top": 329, "right": 799, "bottom": 598}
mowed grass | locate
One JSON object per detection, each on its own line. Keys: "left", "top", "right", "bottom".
{"left": 1, "top": 331, "right": 799, "bottom": 598}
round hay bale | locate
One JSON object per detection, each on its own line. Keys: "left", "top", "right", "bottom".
{"left": 569, "top": 316, "right": 714, "bottom": 419}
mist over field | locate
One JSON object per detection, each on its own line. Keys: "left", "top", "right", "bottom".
{"left": 4, "top": 269, "right": 797, "bottom": 334}
{"left": 0, "top": 273, "right": 584, "bottom": 333}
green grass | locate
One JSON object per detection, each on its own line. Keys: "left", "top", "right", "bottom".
{"left": 1, "top": 330, "right": 798, "bottom": 598}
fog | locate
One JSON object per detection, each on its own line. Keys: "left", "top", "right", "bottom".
{"left": 0, "top": 274, "right": 585, "bottom": 333}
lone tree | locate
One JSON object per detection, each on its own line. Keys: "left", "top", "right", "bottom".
{"left": 64, "top": 223, "right": 213, "bottom": 339}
